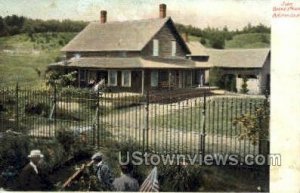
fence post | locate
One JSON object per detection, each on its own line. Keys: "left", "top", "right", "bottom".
{"left": 96, "top": 89, "right": 100, "bottom": 148}
{"left": 53, "top": 84, "right": 57, "bottom": 137}
{"left": 15, "top": 82, "right": 19, "bottom": 131}
{"left": 143, "top": 90, "right": 150, "bottom": 152}
{"left": 200, "top": 91, "right": 206, "bottom": 159}
{"left": 146, "top": 91, "right": 150, "bottom": 152}
{"left": 258, "top": 93, "right": 270, "bottom": 157}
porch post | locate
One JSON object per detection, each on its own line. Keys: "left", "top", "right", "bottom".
{"left": 78, "top": 69, "right": 81, "bottom": 87}
{"left": 142, "top": 70, "right": 145, "bottom": 95}
{"left": 168, "top": 70, "right": 171, "bottom": 91}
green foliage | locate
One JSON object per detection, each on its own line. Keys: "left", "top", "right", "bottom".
{"left": 226, "top": 33, "right": 270, "bottom": 48}
{"left": 25, "top": 101, "right": 50, "bottom": 117}
{"left": 240, "top": 76, "right": 249, "bottom": 94}
{"left": 242, "top": 23, "right": 270, "bottom": 34}
{"left": 45, "top": 70, "right": 77, "bottom": 88}
{"left": 116, "top": 140, "right": 147, "bottom": 184}
{"left": 175, "top": 22, "right": 270, "bottom": 49}
{"left": 233, "top": 98, "right": 269, "bottom": 145}
{"left": 55, "top": 128, "right": 93, "bottom": 158}
{"left": 158, "top": 164, "right": 203, "bottom": 191}
{"left": 200, "top": 38, "right": 206, "bottom": 45}
{"left": 209, "top": 33, "right": 225, "bottom": 49}
{"left": 0, "top": 32, "right": 77, "bottom": 88}
{"left": 0, "top": 15, "right": 87, "bottom": 37}
{"left": 223, "top": 74, "right": 237, "bottom": 92}
{"left": 208, "top": 67, "right": 223, "bottom": 87}
{"left": 0, "top": 133, "right": 31, "bottom": 170}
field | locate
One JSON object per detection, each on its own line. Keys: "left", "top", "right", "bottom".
{"left": 0, "top": 33, "right": 76, "bottom": 87}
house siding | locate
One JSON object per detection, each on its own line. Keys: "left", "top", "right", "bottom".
{"left": 141, "top": 21, "right": 187, "bottom": 58}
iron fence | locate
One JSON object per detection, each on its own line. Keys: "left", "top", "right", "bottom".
{"left": 0, "top": 84, "right": 269, "bottom": 158}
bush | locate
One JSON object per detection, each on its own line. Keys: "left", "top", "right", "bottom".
{"left": 56, "top": 128, "right": 93, "bottom": 158}
{"left": 158, "top": 164, "right": 203, "bottom": 191}
{"left": 223, "top": 74, "right": 237, "bottom": 92}
{"left": 209, "top": 67, "right": 223, "bottom": 87}
{"left": 0, "top": 133, "right": 31, "bottom": 171}
{"left": 233, "top": 98, "right": 269, "bottom": 146}
{"left": 45, "top": 70, "right": 77, "bottom": 88}
{"left": 240, "top": 76, "right": 249, "bottom": 94}
{"left": 209, "top": 33, "right": 225, "bottom": 49}
{"left": 25, "top": 101, "right": 50, "bottom": 117}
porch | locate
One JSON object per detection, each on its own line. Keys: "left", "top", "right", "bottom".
{"left": 70, "top": 68, "right": 207, "bottom": 94}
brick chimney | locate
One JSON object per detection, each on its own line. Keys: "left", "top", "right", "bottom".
{"left": 100, "top": 10, "right": 107, "bottom": 23}
{"left": 159, "top": 4, "right": 167, "bottom": 18}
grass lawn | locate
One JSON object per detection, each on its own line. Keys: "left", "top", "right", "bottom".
{"left": 153, "top": 96, "right": 265, "bottom": 136}
{"left": 0, "top": 33, "right": 76, "bottom": 88}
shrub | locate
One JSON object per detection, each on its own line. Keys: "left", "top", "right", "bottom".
{"left": 233, "top": 97, "right": 269, "bottom": 146}
{"left": 240, "top": 76, "right": 249, "bottom": 94}
{"left": 25, "top": 101, "right": 50, "bottom": 117}
{"left": 200, "top": 38, "right": 206, "bottom": 45}
{"left": 209, "top": 67, "right": 223, "bottom": 87}
{"left": 0, "top": 133, "right": 31, "bottom": 171}
{"left": 56, "top": 128, "right": 93, "bottom": 158}
{"left": 158, "top": 164, "right": 203, "bottom": 191}
{"left": 45, "top": 70, "right": 77, "bottom": 88}
{"left": 223, "top": 74, "right": 237, "bottom": 92}
{"left": 210, "top": 33, "right": 225, "bottom": 49}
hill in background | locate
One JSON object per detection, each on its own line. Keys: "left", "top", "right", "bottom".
{"left": 0, "top": 33, "right": 76, "bottom": 87}
{"left": 0, "top": 15, "right": 270, "bottom": 87}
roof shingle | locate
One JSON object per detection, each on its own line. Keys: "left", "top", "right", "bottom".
{"left": 61, "top": 17, "right": 170, "bottom": 52}
{"left": 207, "top": 48, "right": 270, "bottom": 68}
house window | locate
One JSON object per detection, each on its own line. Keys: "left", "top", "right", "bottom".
{"left": 74, "top": 53, "right": 81, "bottom": 59}
{"left": 238, "top": 74, "right": 257, "bottom": 79}
{"left": 79, "top": 69, "right": 86, "bottom": 81}
{"left": 108, "top": 70, "right": 118, "bottom": 86}
{"left": 120, "top": 52, "right": 127, "bottom": 57}
{"left": 171, "top": 41, "right": 176, "bottom": 56}
{"left": 122, "top": 70, "right": 131, "bottom": 87}
{"left": 151, "top": 70, "right": 158, "bottom": 87}
{"left": 153, "top": 39, "right": 159, "bottom": 56}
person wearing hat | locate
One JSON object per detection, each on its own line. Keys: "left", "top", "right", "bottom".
{"left": 91, "top": 152, "right": 114, "bottom": 190}
{"left": 18, "top": 150, "right": 52, "bottom": 191}
{"left": 112, "top": 163, "right": 139, "bottom": 191}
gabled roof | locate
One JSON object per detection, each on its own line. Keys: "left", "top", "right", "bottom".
{"left": 185, "top": 41, "right": 208, "bottom": 56}
{"left": 207, "top": 48, "right": 270, "bottom": 68}
{"left": 61, "top": 17, "right": 172, "bottom": 52}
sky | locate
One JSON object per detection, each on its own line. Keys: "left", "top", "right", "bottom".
{"left": 0, "top": 0, "right": 271, "bottom": 30}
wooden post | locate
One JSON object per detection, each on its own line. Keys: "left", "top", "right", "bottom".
{"left": 15, "top": 82, "right": 19, "bottom": 130}
{"left": 168, "top": 70, "right": 171, "bottom": 91}
{"left": 142, "top": 70, "right": 145, "bottom": 95}
{"left": 78, "top": 69, "right": 81, "bottom": 87}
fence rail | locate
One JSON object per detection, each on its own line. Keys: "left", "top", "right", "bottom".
{"left": 0, "top": 85, "right": 269, "bottom": 158}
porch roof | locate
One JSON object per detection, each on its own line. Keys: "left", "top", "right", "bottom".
{"left": 49, "top": 57, "right": 199, "bottom": 69}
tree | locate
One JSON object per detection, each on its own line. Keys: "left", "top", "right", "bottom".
{"left": 209, "top": 33, "right": 225, "bottom": 49}
{"left": 45, "top": 70, "right": 77, "bottom": 88}
{"left": 0, "top": 16, "right": 7, "bottom": 36}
